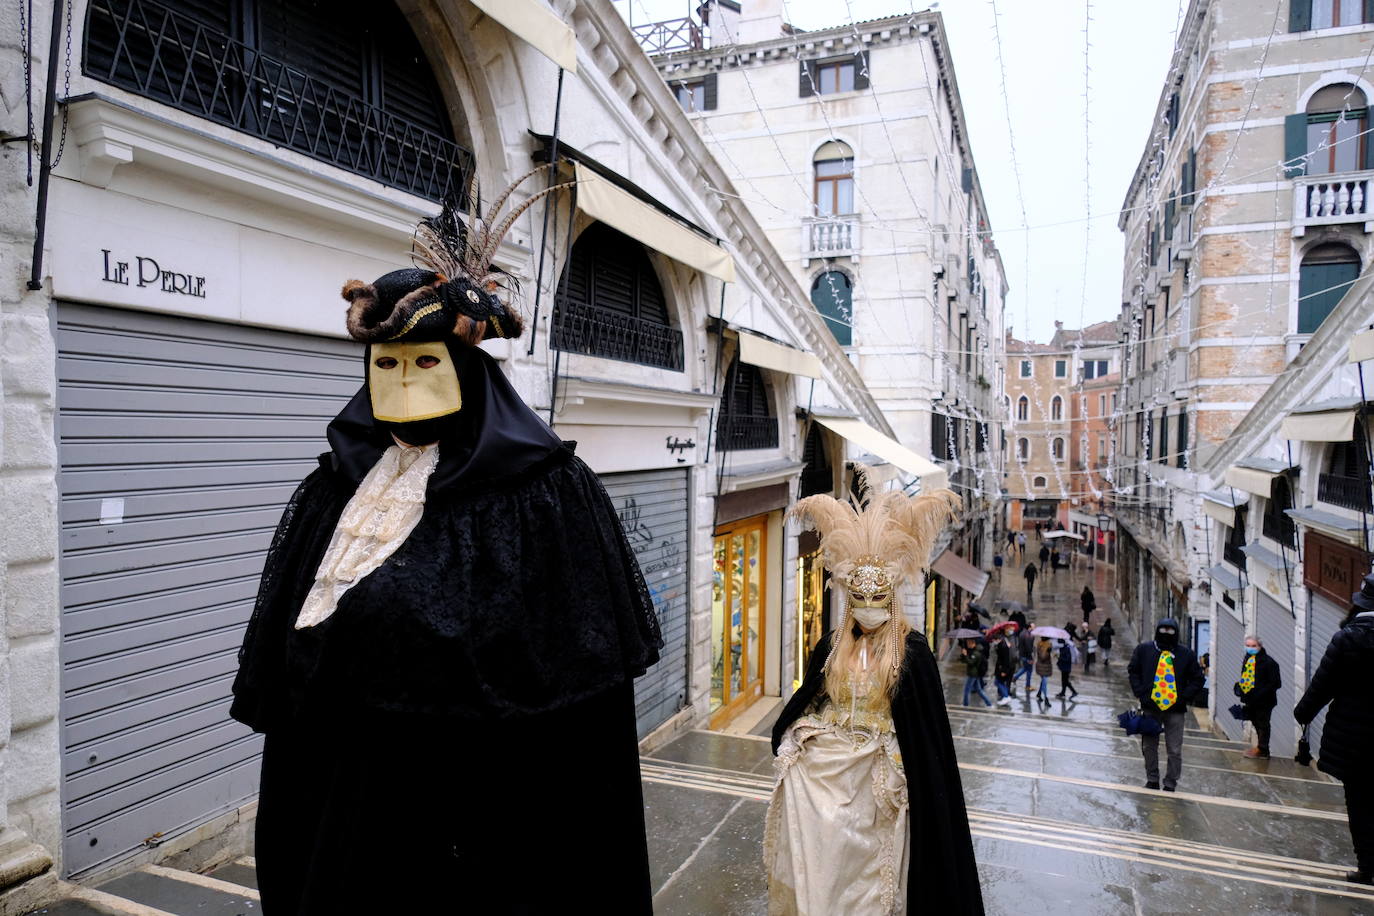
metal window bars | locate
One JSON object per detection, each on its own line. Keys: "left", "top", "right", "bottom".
{"left": 550, "top": 296, "right": 686, "bottom": 371}
{"left": 84, "top": 0, "right": 473, "bottom": 203}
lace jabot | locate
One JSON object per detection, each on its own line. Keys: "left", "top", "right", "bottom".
{"left": 295, "top": 443, "right": 439, "bottom": 629}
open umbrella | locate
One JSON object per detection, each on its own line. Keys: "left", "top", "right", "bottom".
{"left": 1043, "top": 530, "right": 1085, "bottom": 540}
{"left": 996, "top": 599, "right": 1028, "bottom": 613}
{"left": 986, "top": 621, "right": 1019, "bottom": 638}
{"left": 1028, "top": 625, "right": 1072, "bottom": 641}
{"left": 969, "top": 602, "right": 992, "bottom": 620}
{"left": 942, "top": 628, "right": 984, "bottom": 640}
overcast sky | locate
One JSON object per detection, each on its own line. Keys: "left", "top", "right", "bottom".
{"left": 616, "top": 0, "right": 1188, "bottom": 343}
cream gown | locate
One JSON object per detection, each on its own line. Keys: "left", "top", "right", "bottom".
{"left": 764, "top": 654, "right": 910, "bottom": 915}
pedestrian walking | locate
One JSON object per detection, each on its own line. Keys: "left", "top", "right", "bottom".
{"left": 1082, "top": 625, "right": 1097, "bottom": 674}
{"left": 1009, "top": 607, "right": 1028, "bottom": 629}
{"left": 1016, "top": 531, "right": 1027, "bottom": 556}
{"left": 1038, "top": 544, "right": 1050, "bottom": 574}
{"left": 1017, "top": 625, "right": 1036, "bottom": 694}
{"left": 993, "top": 552, "right": 1003, "bottom": 578}
{"left": 1007, "top": 529, "right": 1017, "bottom": 557}
{"left": 1024, "top": 561, "right": 1038, "bottom": 605}
{"left": 1098, "top": 618, "right": 1115, "bottom": 667}
{"left": 993, "top": 632, "right": 1015, "bottom": 707}
{"left": 1127, "top": 618, "right": 1204, "bottom": 791}
{"left": 1235, "top": 635, "right": 1280, "bottom": 758}
{"left": 1055, "top": 640, "right": 1079, "bottom": 699}
{"left": 1080, "top": 585, "right": 1096, "bottom": 624}
{"left": 1034, "top": 635, "right": 1054, "bottom": 707}
{"left": 960, "top": 639, "right": 993, "bottom": 707}
{"left": 1294, "top": 572, "right": 1374, "bottom": 885}
{"left": 770, "top": 478, "right": 982, "bottom": 913}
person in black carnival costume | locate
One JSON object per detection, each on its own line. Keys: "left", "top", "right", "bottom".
{"left": 231, "top": 172, "right": 662, "bottom": 914}
{"left": 1296, "top": 572, "right": 1374, "bottom": 884}
{"left": 765, "top": 475, "right": 982, "bottom": 914}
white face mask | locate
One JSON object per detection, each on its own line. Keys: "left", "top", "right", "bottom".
{"left": 851, "top": 604, "right": 890, "bottom": 630}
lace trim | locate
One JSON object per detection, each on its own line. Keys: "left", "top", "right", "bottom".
{"left": 295, "top": 444, "right": 439, "bottom": 629}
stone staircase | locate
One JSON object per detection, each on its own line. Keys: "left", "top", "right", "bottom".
{"left": 24, "top": 860, "right": 257, "bottom": 916}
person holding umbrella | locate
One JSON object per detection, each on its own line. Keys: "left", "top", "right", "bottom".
{"left": 1295, "top": 572, "right": 1374, "bottom": 885}
{"left": 1235, "top": 635, "right": 1280, "bottom": 759}
{"left": 1034, "top": 633, "right": 1055, "bottom": 707}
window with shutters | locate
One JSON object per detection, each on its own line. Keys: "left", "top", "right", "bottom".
{"left": 800, "top": 423, "right": 833, "bottom": 497}
{"left": 810, "top": 271, "right": 853, "bottom": 346}
{"left": 1304, "top": 84, "right": 1368, "bottom": 175}
{"left": 1176, "top": 408, "right": 1189, "bottom": 469}
{"left": 1224, "top": 506, "right": 1248, "bottom": 570}
{"left": 716, "top": 358, "right": 777, "bottom": 451}
{"left": 1319, "top": 425, "right": 1374, "bottom": 510}
{"left": 673, "top": 73, "right": 717, "bottom": 112}
{"left": 1262, "top": 474, "right": 1297, "bottom": 547}
{"left": 1020, "top": 360, "right": 1032, "bottom": 378}
{"left": 1298, "top": 243, "right": 1360, "bottom": 334}
{"left": 1311, "top": 0, "right": 1370, "bottom": 28}
{"left": 1158, "top": 409, "right": 1169, "bottom": 466}
{"left": 932, "top": 413, "right": 949, "bottom": 461}
{"left": 552, "top": 222, "right": 684, "bottom": 370}
{"left": 1054, "top": 359, "right": 1067, "bottom": 378}
{"left": 83, "top": 0, "right": 471, "bottom": 202}
{"left": 800, "top": 53, "right": 869, "bottom": 97}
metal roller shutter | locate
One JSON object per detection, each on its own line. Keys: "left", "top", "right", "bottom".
{"left": 600, "top": 469, "right": 690, "bottom": 738}
{"left": 55, "top": 303, "right": 361, "bottom": 876}
{"left": 1214, "top": 603, "right": 1246, "bottom": 742}
{"left": 1255, "top": 592, "right": 1297, "bottom": 756}
{"left": 1307, "top": 592, "right": 1347, "bottom": 760}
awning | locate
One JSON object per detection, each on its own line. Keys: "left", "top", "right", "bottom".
{"left": 1202, "top": 489, "right": 1247, "bottom": 508}
{"left": 1223, "top": 458, "right": 1291, "bottom": 497}
{"left": 574, "top": 162, "right": 736, "bottom": 282}
{"left": 1279, "top": 406, "right": 1357, "bottom": 442}
{"left": 738, "top": 332, "right": 822, "bottom": 379}
{"left": 1202, "top": 499, "right": 1240, "bottom": 528}
{"left": 1351, "top": 327, "right": 1374, "bottom": 363}
{"left": 931, "top": 549, "right": 989, "bottom": 599}
{"left": 471, "top": 0, "right": 577, "bottom": 72}
{"left": 1208, "top": 563, "right": 1243, "bottom": 592}
{"left": 813, "top": 416, "right": 948, "bottom": 491}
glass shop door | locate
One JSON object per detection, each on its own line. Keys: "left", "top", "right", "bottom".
{"left": 711, "top": 515, "right": 768, "bottom": 726}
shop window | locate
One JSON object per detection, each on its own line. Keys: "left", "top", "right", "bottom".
{"left": 716, "top": 358, "right": 778, "bottom": 451}
{"left": 712, "top": 517, "right": 767, "bottom": 722}
{"left": 84, "top": 0, "right": 471, "bottom": 201}
{"left": 811, "top": 271, "right": 853, "bottom": 346}
{"left": 553, "top": 223, "right": 683, "bottom": 370}
{"left": 1299, "top": 243, "right": 1361, "bottom": 334}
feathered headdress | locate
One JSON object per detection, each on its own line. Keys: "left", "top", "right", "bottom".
{"left": 341, "top": 165, "right": 574, "bottom": 346}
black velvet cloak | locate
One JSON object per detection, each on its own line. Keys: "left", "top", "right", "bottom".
{"left": 772, "top": 629, "right": 985, "bottom": 916}
{"left": 231, "top": 345, "right": 661, "bottom": 914}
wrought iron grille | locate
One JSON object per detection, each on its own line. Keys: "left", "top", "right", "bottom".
{"left": 550, "top": 297, "right": 685, "bottom": 371}
{"left": 715, "top": 415, "right": 779, "bottom": 451}
{"left": 84, "top": 0, "right": 473, "bottom": 202}
{"left": 1318, "top": 472, "right": 1373, "bottom": 511}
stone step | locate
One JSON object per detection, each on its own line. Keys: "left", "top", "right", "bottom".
{"left": 25, "top": 861, "right": 258, "bottom": 916}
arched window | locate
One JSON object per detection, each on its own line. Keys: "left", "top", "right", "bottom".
{"left": 1304, "top": 84, "right": 1368, "bottom": 175}
{"left": 1052, "top": 437, "right": 1065, "bottom": 461}
{"left": 1299, "top": 242, "right": 1361, "bottom": 333}
{"left": 553, "top": 222, "right": 683, "bottom": 369}
{"left": 1017, "top": 438, "right": 1030, "bottom": 462}
{"left": 811, "top": 271, "right": 853, "bottom": 346}
{"left": 716, "top": 358, "right": 777, "bottom": 451}
{"left": 1051, "top": 396, "right": 1063, "bottom": 421}
{"left": 813, "top": 141, "right": 855, "bottom": 216}
{"left": 84, "top": 0, "right": 470, "bottom": 201}
{"left": 1033, "top": 476, "right": 1047, "bottom": 488}
{"left": 800, "top": 422, "right": 833, "bottom": 497}
{"left": 1017, "top": 396, "right": 1029, "bottom": 421}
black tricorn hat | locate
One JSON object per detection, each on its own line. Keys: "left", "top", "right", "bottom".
{"left": 1352, "top": 572, "right": 1374, "bottom": 612}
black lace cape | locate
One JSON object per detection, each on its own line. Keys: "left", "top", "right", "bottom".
{"left": 230, "top": 347, "right": 663, "bottom": 731}
{"left": 773, "top": 629, "right": 985, "bottom": 915}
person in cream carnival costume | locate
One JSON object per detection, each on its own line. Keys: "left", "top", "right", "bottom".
{"left": 766, "top": 473, "right": 984, "bottom": 915}
{"left": 231, "top": 172, "right": 662, "bottom": 914}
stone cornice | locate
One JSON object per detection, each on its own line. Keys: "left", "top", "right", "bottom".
{"left": 651, "top": 13, "right": 931, "bottom": 75}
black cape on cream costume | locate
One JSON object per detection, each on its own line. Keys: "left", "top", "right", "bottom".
{"left": 231, "top": 341, "right": 662, "bottom": 913}
{"left": 773, "top": 629, "right": 985, "bottom": 915}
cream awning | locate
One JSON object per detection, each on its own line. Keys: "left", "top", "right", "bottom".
{"left": 1202, "top": 499, "right": 1241, "bottom": 528}
{"left": 1223, "top": 465, "right": 1282, "bottom": 498}
{"left": 738, "top": 332, "right": 822, "bottom": 379}
{"left": 470, "top": 0, "right": 577, "bottom": 72}
{"left": 1351, "top": 327, "right": 1374, "bottom": 363}
{"left": 931, "top": 549, "right": 989, "bottom": 599}
{"left": 574, "top": 163, "right": 736, "bottom": 282}
{"left": 1279, "top": 408, "right": 1357, "bottom": 442}
{"left": 813, "top": 416, "right": 948, "bottom": 491}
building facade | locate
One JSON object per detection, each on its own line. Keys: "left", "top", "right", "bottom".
{"left": 0, "top": 0, "right": 920, "bottom": 902}
{"left": 1115, "top": 0, "right": 1374, "bottom": 703}
{"left": 1058, "top": 320, "right": 1120, "bottom": 562}
{"left": 1004, "top": 331, "right": 1074, "bottom": 533}
{"left": 639, "top": 0, "right": 1008, "bottom": 637}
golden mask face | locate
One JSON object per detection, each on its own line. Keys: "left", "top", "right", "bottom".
{"left": 368, "top": 342, "right": 461, "bottom": 423}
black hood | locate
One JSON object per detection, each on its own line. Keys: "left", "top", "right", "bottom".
{"left": 325, "top": 343, "right": 563, "bottom": 491}
{"left": 1155, "top": 617, "right": 1180, "bottom": 649}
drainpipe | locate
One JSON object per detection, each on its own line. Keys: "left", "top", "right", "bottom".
{"left": 28, "top": 0, "right": 66, "bottom": 291}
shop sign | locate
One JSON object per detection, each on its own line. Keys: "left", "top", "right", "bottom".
{"left": 1304, "top": 530, "right": 1369, "bottom": 607}
{"left": 102, "top": 249, "right": 207, "bottom": 298}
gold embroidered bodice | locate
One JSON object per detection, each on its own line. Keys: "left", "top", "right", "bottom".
{"left": 814, "top": 669, "right": 896, "bottom": 737}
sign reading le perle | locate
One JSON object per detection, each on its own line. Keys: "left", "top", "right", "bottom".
{"left": 101, "top": 249, "right": 207, "bottom": 299}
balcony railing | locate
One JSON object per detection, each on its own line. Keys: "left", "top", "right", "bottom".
{"left": 1223, "top": 541, "right": 1248, "bottom": 570}
{"left": 1293, "top": 170, "right": 1374, "bottom": 236}
{"left": 802, "top": 215, "right": 861, "bottom": 258}
{"left": 551, "top": 297, "right": 685, "bottom": 370}
{"left": 631, "top": 17, "right": 704, "bottom": 54}
{"left": 715, "top": 415, "right": 779, "bottom": 451}
{"left": 1318, "top": 472, "right": 1373, "bottom": 512}
{"left": 84, "top": 0, "right": 473, "bottom": 202}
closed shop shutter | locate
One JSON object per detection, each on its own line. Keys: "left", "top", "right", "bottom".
{"left": 1307, "top": 591, "right": 1347, "bottom": 759}
{"left": 600, "top": 469, "right": 690, "bottom": 738}
{"left": 1214, "top": 603, "right": 1246, "bottom": 742}
{"left": 1255, "top": 592, "right": 1298, "bottom": 756}
{"left": 55, "top": 304, "right": 361, "bottom": 876}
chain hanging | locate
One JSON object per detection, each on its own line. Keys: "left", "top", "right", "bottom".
{"left": 48, "top": 0, "right": 74, "bottom": 169}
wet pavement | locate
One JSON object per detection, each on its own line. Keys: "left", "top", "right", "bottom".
{"left": 643, "top": 553, "right": 1372, "bottom": 915}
